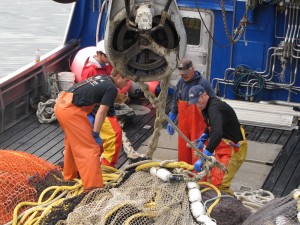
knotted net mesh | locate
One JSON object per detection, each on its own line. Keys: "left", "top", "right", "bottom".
{"left": 56, "top": 171, "right": 199, "bottom": 225}
{"left": 0, "top": 150, "right": 61, "bottom": 224}
{"left": 242, "top": 190, "right": 300, "bottom": 225}
{"left": 52, "top": 169, "right": 252, "bottom": 225}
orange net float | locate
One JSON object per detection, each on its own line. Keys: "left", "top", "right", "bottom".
{"left": 70, "top": 46, "right": 132, "bottom": 94}
{"left": 145, "top": 81, "right": 160, "bottom": 96}
{"left": 70, "top": 46, "right": 97, "bottom": 83}
{"left": 119, "top": 80, "right": 132, "bottom": 94}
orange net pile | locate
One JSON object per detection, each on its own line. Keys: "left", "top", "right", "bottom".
{"left": 0, "top": 150, "right": 60, "bottom": 224}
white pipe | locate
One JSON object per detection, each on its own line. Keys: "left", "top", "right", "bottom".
{"left": 96, "top": 0, "right": 108, "bottom": 44}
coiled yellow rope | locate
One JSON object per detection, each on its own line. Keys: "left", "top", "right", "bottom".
{"left": 8, "top": 165, "right": 123, "bottom": 225}
{"left": 199, "top": 181, "right": 222, "bottom": 216}
{"left": 11, "top": 183, "right": 81, "bottom": 225}
{"left": 135, "top": 161, "right": 194, "bottom": 171}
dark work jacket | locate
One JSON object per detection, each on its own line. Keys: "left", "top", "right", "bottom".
{"left": 202, "top": 97, "right": 243, "bottom": 153}
{"left": 171, "top": 71, "right": 216, "bottom": 114}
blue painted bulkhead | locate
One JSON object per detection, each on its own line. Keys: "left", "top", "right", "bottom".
{"left": 66, "top": 0, "right": 107, "bottom": 47}
{"left": 65, "top": 0, "right": 300, "bottom": 103}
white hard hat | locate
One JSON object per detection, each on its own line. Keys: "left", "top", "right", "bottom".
{"left": 96, "top": 40, "right": 106, "bottom": 54}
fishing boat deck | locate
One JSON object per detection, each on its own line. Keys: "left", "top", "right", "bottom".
{"left": 0, "top": 96, "right": 299, "bottom": 197}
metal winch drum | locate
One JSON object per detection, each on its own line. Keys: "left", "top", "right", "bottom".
{"left": 104, "top": 0, "right": 187, "bottom": 82}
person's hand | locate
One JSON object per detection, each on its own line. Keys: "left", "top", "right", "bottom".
{"left": 87, "top": 114, "right": 95, "bottom": 125}
{"left": 194, "top": 133, "right": 209, "bottom": 149}
{"left": 92, "top": 131, "right": 103, "bottom": 148}
{"left": 166, "top": 112, "right": 177, "bottom": 135}
{"left": 194, "top": 149, "right": 213, "bottom": 172}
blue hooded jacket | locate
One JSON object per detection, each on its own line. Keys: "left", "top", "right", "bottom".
{"left": 171, "top": 71, "right": 216, "bottom": 114}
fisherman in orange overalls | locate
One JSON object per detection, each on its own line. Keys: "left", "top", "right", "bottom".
{"left": 166, "top": 58, "right": 216, "bottom": 164}
{"left": 54, "top": 70, "right": 129, "bottom": 190}
{"left": 189, "top": 85, "right": 247, "bottom": 195}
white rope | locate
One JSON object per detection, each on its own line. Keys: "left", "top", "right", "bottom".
{"left": 36, "top": 99, "right": 57, "bottom": 124}
{"left": 35, "top": 73, "right": 62, "bottom": 124}
{"left": 48, "top": 73, "right": 60, "bottom": 100}
{"left": 234, "top": 189, "right": 275, "bottom": 213}
{"left": 118, "top": 120, "right": 145, "bottom": 159}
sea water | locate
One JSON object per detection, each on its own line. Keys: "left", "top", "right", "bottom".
{"left": 0, "top": 0, "right": 72, "bottom": 79}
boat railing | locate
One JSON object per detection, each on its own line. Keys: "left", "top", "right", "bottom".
{"left": 0, "top": 39, "right": 80, "bottom": 133}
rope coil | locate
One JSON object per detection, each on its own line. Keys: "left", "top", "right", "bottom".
{"left": 36, "top": 99, "right": 57, "bottom": 124}
{"left": 234, "top": 189, "right": 275, "bottom": 213}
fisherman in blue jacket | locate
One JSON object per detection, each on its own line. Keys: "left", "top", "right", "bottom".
{"left": 166, "top": 58, "right": 216, "bottom": 164}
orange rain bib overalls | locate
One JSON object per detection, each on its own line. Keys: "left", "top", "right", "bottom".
{"left": 100, "top": 116, "right": 122, "bottom": 167}
{"left": 207, "top": 127, "right": 247, "bottom": 195}
{"left": 178, "top": 100, "right": 206, "bottom": 164}
{"left": 54, "top": 92, "right": 104, "bottom": 190}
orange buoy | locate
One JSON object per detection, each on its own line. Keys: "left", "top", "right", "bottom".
{"left": 118, "top": 80, "right": 132, "bottom": 94}
{"left": 71, "top": 46, "right": 97, "bottom": 82}
{"left": 145, "top": 81, "right": 160, "bottom": 95}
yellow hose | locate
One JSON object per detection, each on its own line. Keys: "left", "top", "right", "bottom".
{"left": 135, "top": 161, "right": 194, "bottom": 171}
{"left": 34, "top": 198, "right": 65, "bottom": 225}
{"left": 198, "top": 181, "right": 221, "bottom": 216}
{"left": 124, "top": 212, "right": 156, "bottom": 225}
{"left": 13, "top": 182, "right": 81, "bottom": 225}
{"left": 21, "top": 207, "right": 45, "bottom": 225}
{"left": 102, "top": 165, "right": 119, "bottom": 173}
{"left": 26, "top": 217, "right": 39, "bottom": 225}
{"left": 103, "top": 202, "right": 139, "bottom": 223}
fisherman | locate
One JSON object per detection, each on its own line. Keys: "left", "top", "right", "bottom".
{"left": 166, "top": 58, "right": 216, "bottom": 164}
{"left": 79, "top": 41, "right": 124, "bottom": 168}
{"left": 54, "top": 70, "right": 129, "bottom": 190}
{"left": 81, "top": 40, "right": 113, "bottom": 80}
{"left": 189, "top": 85, "right": 247, "bottom": 195}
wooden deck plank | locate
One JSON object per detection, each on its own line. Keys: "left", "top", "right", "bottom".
{"left": 250, "top": 126, "right": 265, "bottom": 141}
{"left": 257, "top": 128, "right": 273, "bottom": 143}
{"left": 244, "top": 125, "right": 258, "bottom": 140}
{"left": 262, "top": 129, "right": 300, "bottom": 195}
{"left": 39, "top": 140, "right": 65, "bottom": 162}
{"left": 124, "top": 96, "right": 171, "bottom": 138}
{"left": 123, "top": 113, "right": 155, "bottom": 138}
{"left": 272, "top": 135, "right": 300, "bottom": 196}
{"left": 31, "top": 134, "right": 64, "bottom": 159}
{"left": 18, "top": 124, "right": 61, "bottom": 151}
{"left": 0, "top": 122, "right": 41, "bottom": 149}
{"left": 116, "top": 125, "right": 155, "bottom": 168}
{"left": 283, "top": 158, "right": 300, "bottom": 196}
{"left": 5, "top": 123, "right": 52, "bottom": 150}
{"left": 244, "top": 125, "right": 255, "bottom": 132}
{"left": 24, "top": 127, "right": 63, "bottom": 154}
{"left": 276, "top": 130, "right": 293, "bottom": 146}
{"left": 47, "top": 147, "right": 64, "bottom": 164}
{"left": 0, "top": 114, "right": 37, "bottom": 144}
{"left": 266, "top": 129, "right": 283, "bottom": 144}
{"left": 15, "top": 124, "right": 60, "bottom": 151}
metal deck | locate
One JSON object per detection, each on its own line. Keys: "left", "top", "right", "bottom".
{"left": 0, "top": 96, "right": 299, "bottom": 197}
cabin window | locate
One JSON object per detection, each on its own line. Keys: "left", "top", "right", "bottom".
{"left": 182, "top": 17, "right": 201, "bottom": 46}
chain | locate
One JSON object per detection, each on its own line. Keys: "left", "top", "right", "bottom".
{"left": 221, "top": 0, "right": 247, "bottom": 44}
